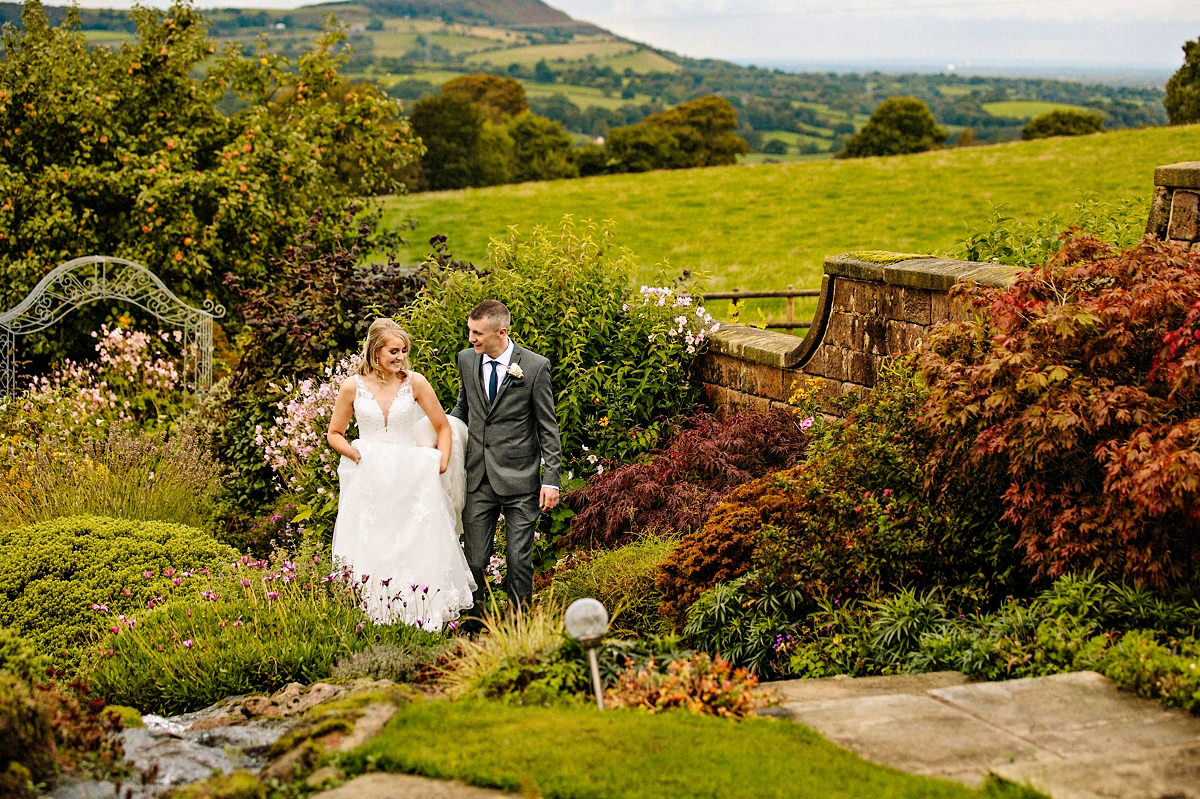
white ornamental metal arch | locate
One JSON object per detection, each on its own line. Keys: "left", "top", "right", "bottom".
{"left": 0, "top": 255, "right": 225, "bottom": 397}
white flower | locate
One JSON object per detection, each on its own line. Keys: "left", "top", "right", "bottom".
{"left": 506, "top": 363, "right": 524, "bottom": 379}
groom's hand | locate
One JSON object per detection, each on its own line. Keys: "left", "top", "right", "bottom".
{"left": 539, "top": 486, "right": 560, "bottom": 512}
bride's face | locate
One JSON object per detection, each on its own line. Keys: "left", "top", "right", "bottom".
{"left": 375, "top": 335, "right": 409, "bottom": 378}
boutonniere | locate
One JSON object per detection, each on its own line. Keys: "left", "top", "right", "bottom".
{"left": 506, "top": 363, "right": 524, "bottom": 379}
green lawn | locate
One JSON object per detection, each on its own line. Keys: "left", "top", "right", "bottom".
{"left": 338, "top": 699, "right": 1042, "bottom": 799}
{"left": 380, "top": 124, "right": 1200, "bottom": 300}
{"left": 982, "top": 100, "right": 1092, "bottom": 120}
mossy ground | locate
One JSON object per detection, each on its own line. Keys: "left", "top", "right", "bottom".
{"left": 337, "top": 697, "right": 1045, "bottom": 799}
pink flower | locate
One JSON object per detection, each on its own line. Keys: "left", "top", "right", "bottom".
{"left": 799, "top": 416, "right": 815, "bottom": 431}
{"left": 240, "top": 578, "right": 252, "bottom": 588}
{"left": 143, "top": 570, "right": 154, "bottom": 579}
{"left": 163, "top": 568, "right": 176, "bottom": 577}
{"left": 90, "top": 603, "right": 109, "bottom": 612}
{"left": 182, "top": 639, "right": 194, "bottom": 648}
{"left": 267, "top": 591, "right": 280, "bottom": 600}
{"left": 110, "top": 625, "right": 120, "bottom": 634}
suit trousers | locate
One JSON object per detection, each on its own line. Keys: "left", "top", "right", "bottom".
{"left": 461, "top": 473, "right": 541, "bottom": 611}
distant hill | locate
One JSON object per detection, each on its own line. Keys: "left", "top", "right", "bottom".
{"left": 0, "top": 0, "right": 1169, "bottom": 155}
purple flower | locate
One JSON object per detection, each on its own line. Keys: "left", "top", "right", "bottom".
{"left": 380, "top": 578, "right": 392, "bottom": 587}
{"left": 90, "top": 603, "right": 109, "bottom": 612}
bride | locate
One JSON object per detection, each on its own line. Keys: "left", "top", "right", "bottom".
{"left": 325, "top": 318, "right": 475, "bottom": 630}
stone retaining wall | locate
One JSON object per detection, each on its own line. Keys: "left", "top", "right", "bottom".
{"left": 698, "top": 254, "right": 1020, "bottom": 411}
{"left": 1145, "top": 161, "right": 1200, "bottom": 248}
{"left": 699, "top": 162, "right": 1200, "bottom": 412}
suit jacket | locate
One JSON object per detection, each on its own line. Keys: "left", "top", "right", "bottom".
{"left": 449, "top": 342, "right": 562, "bottom": 495}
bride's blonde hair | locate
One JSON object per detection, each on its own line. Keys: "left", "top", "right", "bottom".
{"left": 356, "top": 318, "right": 412, "bottom": 379}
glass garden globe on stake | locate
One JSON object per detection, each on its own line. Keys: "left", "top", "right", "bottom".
{"left": 565, "top": 598, "right": 609, "bottom": 709}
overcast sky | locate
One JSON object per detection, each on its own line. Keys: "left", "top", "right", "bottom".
{"left": 54, "top": 0, "right": 1200, "bottom": 70}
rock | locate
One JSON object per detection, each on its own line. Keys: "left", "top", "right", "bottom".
{"left": 239, "top": 682, "right": 348, "bottom": 719}
{"left": 121, "top": 728, "right": 237, "bottom": 787}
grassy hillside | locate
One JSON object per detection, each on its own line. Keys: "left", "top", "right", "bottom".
{"left": 381, "top": 125, "right": 1199, "bottom": 312}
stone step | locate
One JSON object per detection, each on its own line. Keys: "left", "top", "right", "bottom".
{"left": 763, "top": 670, "right": 1200, "bottom": 798}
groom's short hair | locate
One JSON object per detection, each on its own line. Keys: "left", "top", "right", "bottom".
{"left": 469, "top": 300, "right": 511, "bottom": 331}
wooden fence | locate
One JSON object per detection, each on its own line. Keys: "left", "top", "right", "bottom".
{"left": 700, "top": 285, "right": 821, "bottom": 333}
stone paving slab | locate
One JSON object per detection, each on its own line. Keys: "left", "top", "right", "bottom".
{"left": 991, "top": 741, "right": 1200, "bottom": 799}
{"left": 781, "top": 692, "right": 1046, "bottom": 783}
{"left": 931, "top": 671, "right": 1200, "bottom": 760}
{"left": 771, "top": 670, "right": 969, "bottom": 706}
{"left": 766, "top": 670, "right": 1200, "bottom": 799}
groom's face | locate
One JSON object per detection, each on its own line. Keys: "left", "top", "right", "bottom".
{"left": 468, "top": 316, "right": 507, "bottom": 358}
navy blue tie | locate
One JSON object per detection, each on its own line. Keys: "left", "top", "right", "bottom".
{"left": 487, "top": 359, "right": 500, "bottom": 404}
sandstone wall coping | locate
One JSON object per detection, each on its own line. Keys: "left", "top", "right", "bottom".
{"left": 1154, "top": 162, "right": 1200, "bottom": 190}
{"left": 707, "top": 252, "right": 1021, "bottom": 370}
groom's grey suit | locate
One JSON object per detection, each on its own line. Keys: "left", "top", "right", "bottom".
{"left": 449, "top": 342, "right": 562, "bottom": 609}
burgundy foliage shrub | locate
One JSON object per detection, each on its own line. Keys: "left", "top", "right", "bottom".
{"left": 920, "top": 234, "right": 1200, "bottom": 587}
{"left": 562, "top": 407, "right": 812, "bottom": 550}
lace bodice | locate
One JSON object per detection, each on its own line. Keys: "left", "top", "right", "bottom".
{"left": 354, "top": 375, "right": 421, "bottom": 445}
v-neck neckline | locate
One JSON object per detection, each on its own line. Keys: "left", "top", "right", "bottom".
{"left": 360, "top": 375, "right": 408, "bottom": 429}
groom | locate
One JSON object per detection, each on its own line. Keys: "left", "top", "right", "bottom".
{"left": 450, "top": 300, "right": 562, "bottom": 617}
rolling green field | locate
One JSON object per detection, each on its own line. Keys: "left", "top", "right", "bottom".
{"left": 380, "top": 125, "right": 1199, "bottom": 305}
{"left": 982, "top": 100, "right": 1093, "bottom": 119}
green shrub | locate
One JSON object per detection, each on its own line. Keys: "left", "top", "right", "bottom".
{"left": 440, "top": 603, "right": 582, "bottom": 705}
{"left": 1022, "top": 109, "right": 1104, "bottom": 140}
{"left": 330, "top": 640, "right": 455, "bottom": 684}
{"left": 0, "top": 627, "right": 49, "bottom": 683}
{"left": 953, "top": 198, "right": 1144, "bottom": 267}
{"left": 0, "top": 1, "right": 421, "bottom": 316}
{"left": 604, "top": 652, "right": 772, "bottom": 717}
{"left": 0, "top": 625, "right": 125, "bottom": 799}
{"left": 0, "top": 425, "right": 222, "bottom": 531}
{"left": 659, "top": 359, "right": 1022, "bottom": 627}
{"left": 545, "top": 535, "right": 676, "bottom": 637}
{"left": 922, "top": 236, "right": 1200, "bottom": 587}
{"left": 1094, "top": 631, "right": 1200, "bottom": 713}
{"left": 397, "top": 218, "right": 718, "bottom": 468}
{"left": 0, "top": 670, "right": 56, "bottom": 799}
{"left": 0, "top": 515, "right": 236, "bottom": 667}
{"left": 899, "top": 574, "right": 1200, "bottom": 714}
{"left": 84, "top": 553, "right": 445, "bottom": 715}
{"left": 681, "top": 574, "right": 810, "bottom": 677}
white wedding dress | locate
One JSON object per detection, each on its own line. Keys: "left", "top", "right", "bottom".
{"left": 331, "top": 374, "right": 475, "bottom": 630}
